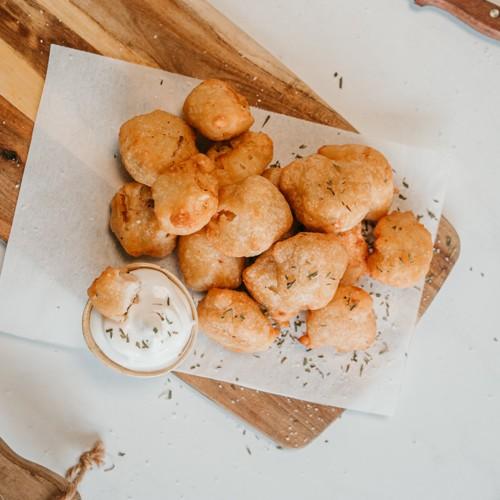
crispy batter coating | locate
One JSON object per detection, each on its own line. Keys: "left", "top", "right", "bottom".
{"left": 87, "top": 266, "right": 140, "bottom": 322}
{"left": 206, "top": 175, "right": 293, "bottom": 257}
{"left": 197, "top": 288, "right": 278, "bottom": 353}
{"left": 318, "top": 144, "right": 394, "bottom": 220}
{"left": 119, "top": 110, "right": 198, "bottom": 186}
{"left": 300, "top": 285, "right": 376, "bottom": 352}
{"left": 183, "top": 79, "right": 254, "bottom": 141}
{"left": 178, "top": 227, "right": 244, "bottom": 292}
{"left": 109, "top": 182, "right": 177, "bottom": 258}
{"left": 367, "top": 211, "right": 433, "bottom": 288}
{"left": 152, "top": 154, "right": 218, "bottom": 235}
{"left": 261, "top": 166, "right": 282, "bottom": 187}
{"left": 243, "top": 232, "right": 348, "bottom": 323}
{"left": 279, "top": 154, "right": 371, "bottom": 233}
{"left": 207, "top": 131, "right": 273, "bottom": 186}
{"left": 337, "top": 224, "right": 369, "bottom": 285}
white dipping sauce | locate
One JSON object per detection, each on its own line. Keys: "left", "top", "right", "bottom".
{"left": 90, "top": 268, "right": 195, "bottom": 372}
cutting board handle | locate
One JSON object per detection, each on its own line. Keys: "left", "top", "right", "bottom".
{"left": 415, "top": 0, "right": 500, "bottom": 40}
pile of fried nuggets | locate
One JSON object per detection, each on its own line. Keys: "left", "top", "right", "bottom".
{"left": 89, "top": 79, "right": 434, "bottom": 355}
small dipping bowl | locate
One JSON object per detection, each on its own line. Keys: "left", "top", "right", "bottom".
{"left": 82, "top": 262, "right": 197, "bottom": 377}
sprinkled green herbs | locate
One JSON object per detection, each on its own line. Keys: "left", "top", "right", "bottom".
{"left": 106, "top": 328, "right": 113, "bottom": 338}
{"left": 427, "top": 209, "right": 437, "bottom": 220}
{"left": 307, "top": 271, "right": 318, "bottom": 279}
{"left": 280, "top": 356, "right": 287, "bottom": 364}
{"left": 119, "top": 328, "right": 130, "bottom": 343}
{"left": 379, "top": 342, "right": 389, "bottom": 355}
{"left": 402, "top": 180, "right": 409, "bottom": 188}
{"left": 153, "top": 327, "right": 159, "bottom": 334}
{"left": 341, "top": 201, "right": 352, "bottom": 212}
{"left": 398, "top": 194, "right": 407, "bottom": 200}
{"left": 262, "top": 114, "right": 271, "bottom": 128}
{"left": 445, "top": 235, "right": 452, "bottom": 247}
{"left": 326, "top": 179, "right": 336, "bottom": 197}
{"left": 286, "top": 278, "right": 296, "bottom": 289}
{"left": 299, "top": 144, "right": 307, "bottom": 149}
{"left": 221, "top": 308, "right": 233, "bottom": 319}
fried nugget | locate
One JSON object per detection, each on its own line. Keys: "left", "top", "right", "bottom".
{"left": 207, "top": 131, "right": 273, "bottom": 186}
{"left": 337, "top": 224, "right": 369, "bottom": 285}
{"left": 87, "top": 267, "right": 140, "bottom": 322}
{"left": 178, "top": 227, "right": 244, "bottom": 292}
{"left": 300, "top": 285, "right": 376, "bottom": 352}
{"left": 183, "top": 79, "right": 254, "bottom": 141}
{"left": 110, "top": 182, "right": 177, "bottom": 258}
{"left": 318, "top": 144, "right": 394, "bottom": 221}
{"left": 279, "top": 154, "right": 371, "bottom": 233}
{"left": 261, "top": 166, "right": 282, "bottom": 187}
{"left": 243, "top": 232, "right": 348, "bottom": 323}
{"left": 119, "top": 110, "right": 198, "bottom": 186}
{"left": 206, "top": 175, "right": 293, "bottom": 257}
{"left": 197, "top": 289, "right": 278, "bottom": 353}
{"left": 367, "top": 211, "right": 433, "bottom": 288}
{"left": 152, "top": 154, "right": 218, "bottom": 235}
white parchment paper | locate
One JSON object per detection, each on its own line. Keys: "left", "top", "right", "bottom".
{"left": 0, "top": 46, "right": 450, "bottom": 415}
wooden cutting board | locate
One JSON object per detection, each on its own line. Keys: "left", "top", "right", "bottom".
{"left": 0, "top": 438, "right": 80, "bottom": 500}
{"left": 0, "top": 0, "right": 460, "bottom": 454}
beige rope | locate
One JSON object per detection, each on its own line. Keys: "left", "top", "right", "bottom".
{"left": 58, "top": 440, "right": 105, "bottom": 500}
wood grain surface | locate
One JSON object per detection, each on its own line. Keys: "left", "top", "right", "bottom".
{"left": 0, "top": 438, "right": 80, "bottom": 500}
{"left": 415, "top": 0, "right": 500, "bottom": 40}
{"left": 0, "top": 0, "right": 460, "bottom": 460}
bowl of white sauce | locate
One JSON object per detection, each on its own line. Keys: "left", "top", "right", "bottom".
{"left": 82, "top": 262, "right": 197, "bottom": 377}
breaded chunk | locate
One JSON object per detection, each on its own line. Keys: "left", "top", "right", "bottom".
{"left": 206, "top": 175, "right": 293, "bottom": 257}
{"left": 300, "top": 285, "right": 376, "bottom": 352}
{"left": 198, "top": 288, "right": 278, "bottom": 353}
{"left": 110, "top": 182, "right": 177, "bottom": 258}
{"left": 87, "top": 267, "right": 140, "bottom": 322}
{"left": 367, "top": 211, "right": 433, "bottom": 288}
{"left": 178, "top": 227, "right": 244, "bottom": 292}
{"left": 119, "top": 110, "right": 197, "bottom": 186}
{"left": 279, "top": 154, "right": 371, "bottom": 233}
{"left": 318, "top": 144, "right": 394, "bottom": 220}
{"left": 243, "top": 232, "right": 348, "bottom": 323}
{"left": 207, "top": 131, "right": 273, "bottom": 186}
{"left": 152, "top": 154, "right": 218, "bottom": 235}
{"left": 337, "top": 224, "right": 369, "bottom": 285}
{"left": 183, "top": 79, "right": 254, "bottom": 140}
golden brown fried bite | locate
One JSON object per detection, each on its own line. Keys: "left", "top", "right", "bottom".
{"left": 279, "top": 154, "right": 371, "bottom": 233}
{"left": 183, "top": 79, "right": 254, "bottom": 141}
{"left": 367, "top": 211, "right": 433, "bottom": 288}
{"left": 178, "top": 227, "right": 244, "bottom": 292}
{"left": 151, "top": 154, "right": 218, "bottom": 236}
{"left": 261, "top": 166, "right": 282, "bottom": 187}
{"left": 87, "top": 267, "right": 140, "bottom": 322}
{"left": 243, "top": 232, "right": 348, "bottom": 323}
{"left": 318, "top": 144, "right": 394, "bottom": 221}
{"left": 206, "top": 175, "right": 293, "bottom": 257}
{"left": 300, "top": 285, "right": 376, "bottom": 352}
{"left": 207, "top": 131, "right": 273, "bottom": 186}
{"left": 337, "top": 224, "right": 369, "bottom": 285}
{"left": 119, "top": 110, "right": 198, "bottom": 186}
{"left": 110, "top": 182, "right": 177, "bottom": 258}
{"left": 197, "top": 289, "right": 278, "bottom": 353}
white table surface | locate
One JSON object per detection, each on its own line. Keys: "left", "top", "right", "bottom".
{"left": 1, "top": 1, "right": 499, "bottom": 499}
